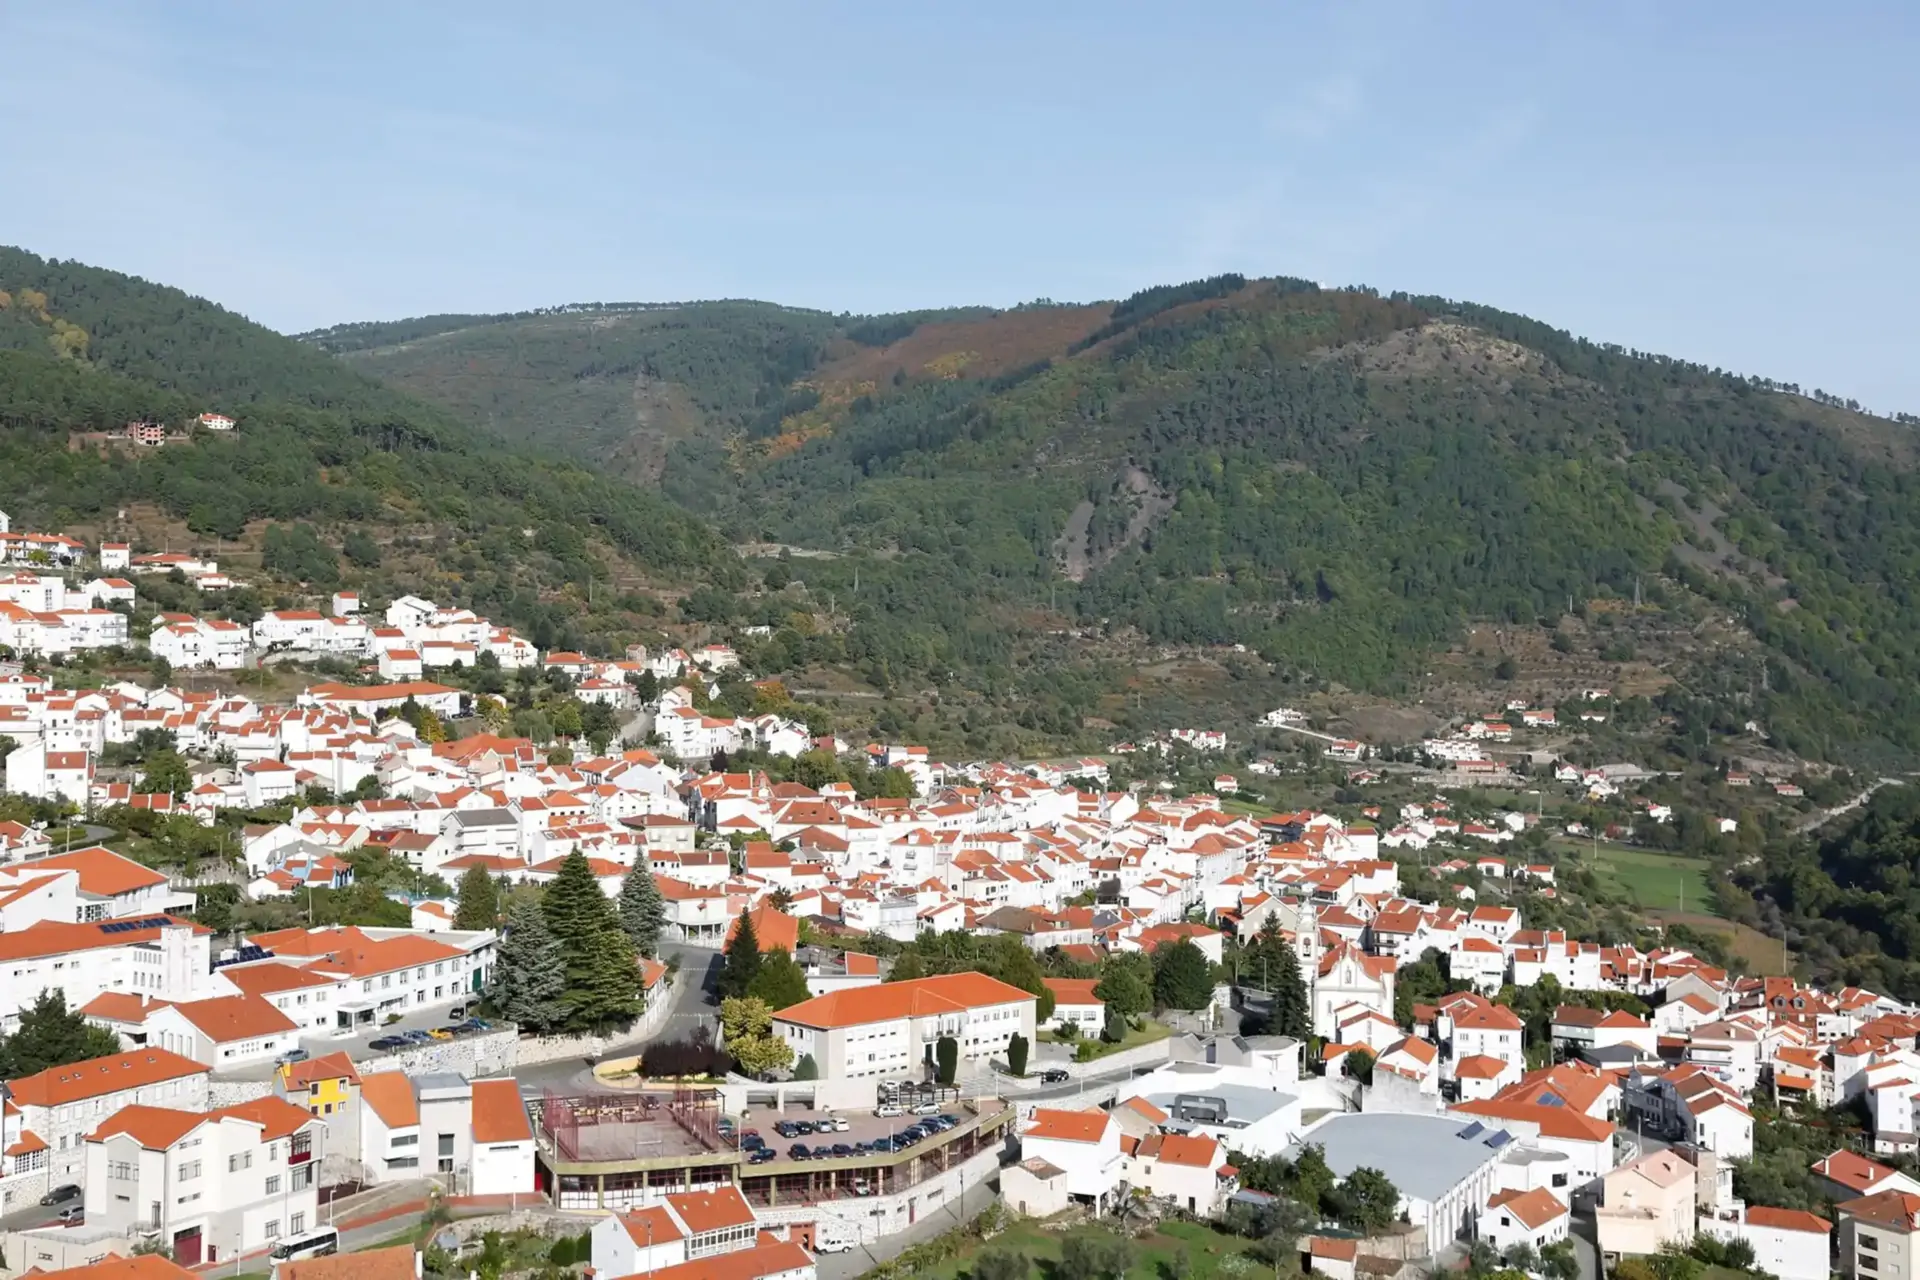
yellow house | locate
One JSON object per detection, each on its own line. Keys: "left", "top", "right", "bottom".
{"left": 279, "top": 1050, "right": 361, "bottom": 1119}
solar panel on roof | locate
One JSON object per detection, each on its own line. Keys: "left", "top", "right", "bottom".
{"left": 1456, "top": 1121, "right": 1485, "bottom": 1139}
{"left": 1538, "top": 1093, "right": 1565, "bottom": 1107}
{"left": 1484, "top": 1131, "right": 1512, "bottom": 1148}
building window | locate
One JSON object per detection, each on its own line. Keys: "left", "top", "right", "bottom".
{"left": 1863, "top": 1235, "right": 1881, "bottom": 1252}
{"left": 178, "top": 1161, "right": 201, "bottom": 1181}
{"left": 229, "top": 1153, "right": 251, "bottom": 1172}
{"left": 266, "top": 1176, "right": 281, "bottom": 1194}
{"left": 265, "top": 1220, "right": 280, "bottom": 1240}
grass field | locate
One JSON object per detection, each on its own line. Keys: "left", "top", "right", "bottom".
{"left": 1653, "top": 911, "right": 1793, "bottom": 976}
{"left": 921, "top": 1217, "right": 1259, "bottom": 1280}
{"left": 1568, "top": 842, "right": 1719, "bottom": 916}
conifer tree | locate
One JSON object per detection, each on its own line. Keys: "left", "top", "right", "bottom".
{"left": 1272, "top": 940, "right": 1312, "bottom": 1041}
{"left": 454, "top": 865, "right": 500, "bottom": 931}
{"left": 617, "top": 858, "right": 667, "bottom": 958}
{"left": 488, "top": 898, "right": 567, "bottom": 1033}
{"left": 541, "top": 850, "right": 641, "bottom": 1032}
{"left": 719, "top": 909, "right": 763, "bottom": 1000}
{"left": 748, "top": 947, "right": 812, "bottom": 1011}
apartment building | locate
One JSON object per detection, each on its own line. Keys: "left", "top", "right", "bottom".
{"left": 245, "top": 925, "right": 496, "bottom": 1032}
{"left": 0, "top": 914, "right": 217, "bottom": 1033}
{"left": 4, "top": 1048, "right": 212, "bottom": 1193}
{"left": 84, "top": 1095, "right": 322, "bottom": 1267}
{"left": 1839, "top": 1190, "right": 1920, "bottom": 1280}
{"left": 770, "top": 971, "right": 1037, "bottom": 1080}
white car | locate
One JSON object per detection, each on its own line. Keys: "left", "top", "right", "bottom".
{"left": 874, "top": 1105, "right": 904, "bottom": 1118}
{"left": 912, "top": 1100, "right": 939, "bottom": 1115}
{"left": 815, "top": 1237, "right": 854, "bottom": 1254}
{"left": 827, "top": 1116, "right": 850, "bottom": 1132}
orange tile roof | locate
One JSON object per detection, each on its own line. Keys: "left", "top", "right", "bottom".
{"left": 471, "top": 1078, "right": 531, "bottom": 1143}
{"left": 1025, "top": 1107, "right": 1112, "bottom": 1143}
{"left": 621, "top": 1239, "right": 814, "bottom": 1280}
{"left": 359, "top": 1072, "right": 420, "bottom": 1128}
{"left": 279, "top": 1243, "right": 420, "bottom": 1280}
{"left": 0, "top": 914, "right": 204, "bottom": 964}
{"left": 221, "top": 962, "right": 342, "bottom": 997}
{"left": 727, "top": 902, "right": 800, "bottom": 955}
{"left": 282, "top": 1051, "right": 360, "bottom": 1090}
{"left": 1153, "top": 1132, "right": 1221, "bottom": 1168}
{"left": 8, "top": 1048, "right": 207, "bottom": 1107}
{"left": 1043, "top": 978, "right": 1102, "bottom": 1006}
{"left": 167, "top": 993, "right": 300, "bottom": 1042}
{"left": 1746, "top": 1205, "right": 1831, "bottom": 1234}
{"left": 8, "top": 845, "right": 165, "bottom": 897}
{"left": 666, "top": 1184, "right": 757, "bottom": 1233}
{"left": 1455, "top": 1054, "right": 1510, "bottom": 1080}
{"left": 773, "top": 971, "right": 1036, "bottom": 1029}
{"left": 1488, "top": 1187, "right": 1568, "bottom": 1230}
{"left": 1816, "top": 1148, "right": 1901, "bottom": 1193}
{"left": 248, "top": 925, "right": 465, "bottom": 977}
{"left": 212, "top": 1095, "right": 318, "bottom": 1141}
{"left": 88, "top": 1104, "right": 207, "bottom": 1150}
{"left": 26, "top": 1257, "right": 198, "bottom": 1280}
{"left": 619, "top": 1204, "right": 686, "bottom": 1247}
{"left": 1123, "top": 1096, "right": 1170, "bottom": 1124}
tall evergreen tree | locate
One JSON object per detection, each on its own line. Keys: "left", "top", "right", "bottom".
{"left": 617, "top": 858, "right": 667, "bottom": 959}
{"left": 719, "top": 909, "right": 763, "bottom": 1000}
{"left": 748, "top": 947, "right": 812, "bottom": 1011}
{"left": 540, "top": 850, "right": 641, "bottom": 1032}
{"left": 453, "top": 865, "right": 500, "bottom": 931}
{"left": 1272, "top": 940, "right": 1312, "bottom": 1041}
{"left": 487, "top": 899, "right": 567, "bottom": 1033}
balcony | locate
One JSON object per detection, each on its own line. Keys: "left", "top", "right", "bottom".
{"left": 289, "top": 1135, "right": 313, "bottom": 1166}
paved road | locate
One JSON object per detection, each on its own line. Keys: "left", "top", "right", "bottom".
{"left": 819, "top": 1173, "right": 999, "bottom": 1280}
{"left": 1793, "top": 778, "right": 1904, "bottom": 834}
{"left": 513, "top": 941, "right": 722, "bottom": 1096}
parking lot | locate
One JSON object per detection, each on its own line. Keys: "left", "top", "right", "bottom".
{"left": 728, "top": 1098, "right": 978, "bottom": 1164}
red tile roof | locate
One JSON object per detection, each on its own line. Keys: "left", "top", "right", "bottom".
{"left": 1025, "top": 1107, "right": 1112, "bottom": 1143}
{"left": 773, "top": 971, "right": 1035, "bottom": 1029}
{"left": 471, "top": 1078, "right": 531, "bottom": 1143}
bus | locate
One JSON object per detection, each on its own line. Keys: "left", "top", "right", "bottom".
{"left": 269, "top": 1227, "right": 339, "bottom": 1262}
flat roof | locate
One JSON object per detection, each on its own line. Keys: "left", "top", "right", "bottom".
{"left": 1139, "top": 1082, "right": 1298, "bottom": 1129}
{"left": 1287, "top": 1112, "right": 1510, "bottom": 1203}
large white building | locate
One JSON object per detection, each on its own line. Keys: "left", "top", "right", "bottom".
{"left": 770, "top": 972, "right": 1037, "bottom": 1081}
{"left": 4, "top": 1047, "right": 212, "bottom": 1196}
{"left": 83, "top": 1095, "right": 321, "bottom": 1268}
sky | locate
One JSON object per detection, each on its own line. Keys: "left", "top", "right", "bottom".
{"left": 4, "top": 2, "right": 1916, "bottom": 410}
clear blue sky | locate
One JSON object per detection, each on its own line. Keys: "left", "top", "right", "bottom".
{"left": 5, "top": 2, "right": 1916, "bottom": 410}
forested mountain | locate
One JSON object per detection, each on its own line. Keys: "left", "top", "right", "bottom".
{"left": 306, "top": 302, "right": 848, "bottom": 478}
{"left": 324, "top": 274, "right": 1920, "bottom": 763}
{"left": 1733, "top": 787, "right": 1920, "bottom": 1001}
{"left": 0, "top": 247, "right": 738, "bottom": 655}
{"left": 9, "top": 245, "right": 1920, "bottom": 765}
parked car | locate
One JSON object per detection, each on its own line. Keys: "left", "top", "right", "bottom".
{"left": 741, "top": 1136, "right": 765, "bottom": 1151}
{"left": 368, "top": 1036, "right": 406, "bottom": 1051}
{"left": 278, "top": 1047, "right": 309, "bottom": 1065}
{"left": 750, "top": 1147, "right": 778, "bottom": 1164}
{"left": 940, "top": 1114, "right": 962, "bottom": 1127}
{"left": 402, "top": 1030, "right": 433, "bottom": 1044}
{"left": 824, "top": 1116, "right": 850, "bottom": 1132}
{"left": 831, "top": 1143, "right": 853, "bottom": 1157}
{"left": 1039, "top": 1068, "right": 1070, "bottom": 1084}
{"left": 873, "top": 1105, "right": 904, "bottom": 1118}
{"left": 812, "top": 1144, "right": 833, "bottom": 1158}
{"left": 788, "top": 1144, "right": 811, "bottom": 1160}
{"left": 40, "top": 1185, "right": 80, "bottom": 1206}
{"left": 850, "top": 1178, "right": 873, "bottom": 1197}
{"left": 429, "top": 1027, "right": 458, "bottom": 1040}
{"left": 912, "top": 1100, "right": 939, "bottom": 1115}
{"left": 56, "top": 1206, "right": 84, "bottom": 1223}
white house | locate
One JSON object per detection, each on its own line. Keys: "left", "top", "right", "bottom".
{"left": 1022, "top": 1108, "right": 1123, "bottom": 1207}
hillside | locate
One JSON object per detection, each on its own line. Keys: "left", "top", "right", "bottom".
{"left": 305, "top": 302, "right": 846, "bottom": 479}
{"left": 324, "top": 274, "right": 1920, "bottom": 764}
{"left": 0, "top": 247, "right": 740, "bottom": 656}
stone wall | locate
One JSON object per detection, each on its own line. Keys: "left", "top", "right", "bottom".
{"left": 359, "top": 1028, "right": 520, "bottom": 1079}
{"left": 208, "top": 1078, "right": 277, "bottom": 1107}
